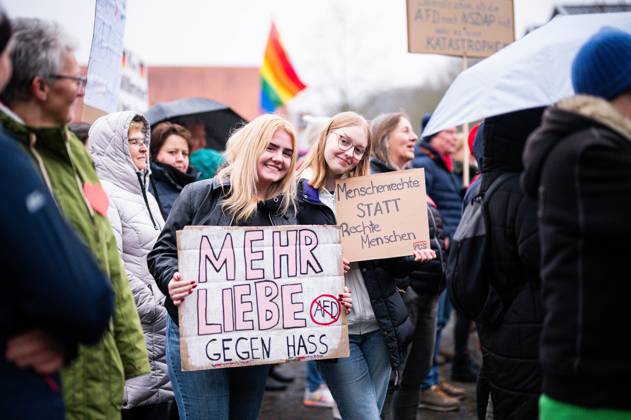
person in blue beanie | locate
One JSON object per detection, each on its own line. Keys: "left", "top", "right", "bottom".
{"left": 522, "top": 26, "right": 631, "bottom": 419}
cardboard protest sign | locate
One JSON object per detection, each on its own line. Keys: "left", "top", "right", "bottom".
{"left": 335, "top": 169, "right": 430, "bottom": 262}
{"left": 82, "top": 0, "right": 127, "bottom": 122}
{"left": 118, "top": 49, "right": 149, "bottom": 112}
{"left": 177, "top": 225, "right": 349, "bottom": 371}
{"left": 406, "top": 0, "right": 515, "bottom": 58}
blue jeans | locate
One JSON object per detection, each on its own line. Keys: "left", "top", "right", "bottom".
{"left": 306, "top": 361, "right": 325, "bottom": 392}
{"left": 166, "top": 318, "right": 269, "bottom": 420}
{"left": 318, "top": 330, "right": 391, "bottom": 420}
{"left": 422, "top": 290, "right": 452, "bottom": 389}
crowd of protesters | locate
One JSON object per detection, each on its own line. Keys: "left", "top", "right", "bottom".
{"left": 1, "top": 3, "right": 631, "bottom": 420}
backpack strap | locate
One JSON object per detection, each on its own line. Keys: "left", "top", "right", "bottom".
{"left": 480, "top": 172, "right": 519, "bottom": 203}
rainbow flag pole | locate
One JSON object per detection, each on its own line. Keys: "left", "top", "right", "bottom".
{"left": 260, "top": 21, "right": 306, "bottom": 113}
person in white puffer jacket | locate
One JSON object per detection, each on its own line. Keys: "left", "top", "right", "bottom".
{"left": 89, "top": 111, "right": 177, "bottom": 420}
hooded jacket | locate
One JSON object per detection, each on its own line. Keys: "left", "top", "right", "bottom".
{"left": 464, "top": 108, "right": 544, "bottom": 419}
{"left": 89, "top": 112, "right": 173, "bottom": 409}
{"left": 0, "top": 109, "right": 149, "bottom": 420}
{"left": 411, "top": 140, "right": 462, "bottom": 237}
{"left": 522, "top": 96, "right": 631, "bottom": 410}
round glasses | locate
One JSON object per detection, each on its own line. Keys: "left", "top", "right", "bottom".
{"left": 332, "top": 132, "right": 366, "bottom": 159}
{"left": 47, "top": 74, "right": 88, "bottom": 90}
{"left": 128, "top": 138, "right": 147, "bottom": 148}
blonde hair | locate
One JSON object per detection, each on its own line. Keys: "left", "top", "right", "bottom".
{"left": 217, "top": 114, "right": 297, "bottom": 223}
{"left": 129, "top": 115, "right": 148, "bottom": 134}
{"left": 298, "top": 111, "right": 371, "bottom": 190}
{"left": 370, "top": 112, "right": 408, "bottom": 170}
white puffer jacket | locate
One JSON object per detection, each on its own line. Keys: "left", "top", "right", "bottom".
{"left": 89, "top": 111, "right": 173, "bottom": 408}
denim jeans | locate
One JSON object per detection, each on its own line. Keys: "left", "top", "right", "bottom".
{"left": 318, "top": 330, "right": 391, "bottom": 420}
{"left": 166, "top": 318, "right": 269, "bottom": 420}
{"left": 422, "top": 290, "right": 452, "bottom": 389}
{"left": 306, "top": 361, "right": 325, "bottom": 392}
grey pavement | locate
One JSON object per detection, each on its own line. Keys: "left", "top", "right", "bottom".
{"left": 260, "top": 314, "right": 479, "bottom": 420}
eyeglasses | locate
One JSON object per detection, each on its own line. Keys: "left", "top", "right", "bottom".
{"left": 128, "top": 138, "right": 147, "bottom": 147}
{"left": 47, "top": 74, "right": 88, "bottom": 89}
{"left": 332, "top": 132, "right": 366, "bottom": 159}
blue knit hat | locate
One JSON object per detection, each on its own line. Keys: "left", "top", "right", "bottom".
{"left": 572, "top": 27, "right": 631, "bottom": 100}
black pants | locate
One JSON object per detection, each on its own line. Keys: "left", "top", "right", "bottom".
{"left": 382, "top": 290, "right": 439, "bottom": 420}
{"left": 122, "top": 401, "right": 179, "bottom": 420}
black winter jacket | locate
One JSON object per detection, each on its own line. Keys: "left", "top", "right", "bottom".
{"left": 471, "top": 108, "right": 544, "bottom": 419}
{"left": 149, "top": 161, "right": 199, "bottom": 219}
{"left": 370, "top": 158, "right": 446, "bottom": 295}
{"left": 411, "top": 140, "right": 462, "bottom": 237}
{"left": 296, "top": 179, "right": 414, "bottom": 369}
{"left": 148, "top": 178, "right": 297, "bottom": 324}
{"left": 522, "top": 96, "right": 631, "bottom": 410}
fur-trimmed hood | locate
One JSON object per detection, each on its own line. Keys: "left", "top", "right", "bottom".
{"left": 522, "top": 95, "right": 631, "bottom": 199}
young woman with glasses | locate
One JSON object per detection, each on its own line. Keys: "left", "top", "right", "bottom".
{"left": 295, "top": 111, "right": 435, "bottom": 419}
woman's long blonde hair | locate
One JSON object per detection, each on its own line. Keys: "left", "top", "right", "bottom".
{"left": 217, "top": 114, "right": 297, "bottom": 223}
{"left": 298, "top": 111, "right": 371, "bottom": 190}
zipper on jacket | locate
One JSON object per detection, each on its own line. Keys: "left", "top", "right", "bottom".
{"left": 149, "top": 174, "right": 166, "bottom": 218}
{"left": 137, "top": 172, "right": 159, "bottom": 230}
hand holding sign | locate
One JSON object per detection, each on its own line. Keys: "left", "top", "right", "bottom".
{"left": 335, "top": 169, "right": 430, "bottom": 262}
{"left": 413, "top": 249, "right": 436, "bottom": 263}
{"left": 176, "top": 225, "right": 349, "bottom": 370}
{"left": 339, "top": 286, "right": 352, "bottom": 315}
{"left": 168, "top": 272, "right": 196, "bottom": 306}
{"left": 342, "top": 258, "right": 351, "bottom": 274}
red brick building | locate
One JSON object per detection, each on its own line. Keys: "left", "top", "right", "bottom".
{"left": 74, "top": 66, "right": 260, "bottom": 123}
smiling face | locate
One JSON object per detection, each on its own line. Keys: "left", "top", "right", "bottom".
{"left": 323, "top": 124, "right": 368, "bottom": 177}
{"left": 387, "top": 117, "right": 418, "bottom": 169}
{"left": 156, "top": 134, "right": 190, "bottom": 173}
{"left": 127, "top": 127, "right": 148, "bottom": 171}
{"left": 256, "top": 128, "right": 293, "bottom": 193}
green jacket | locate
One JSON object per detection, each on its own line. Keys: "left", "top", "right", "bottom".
{"left": 0, "top": 111, "right": 149, "bottom": 420}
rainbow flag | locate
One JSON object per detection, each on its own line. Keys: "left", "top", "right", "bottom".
{"left": 260, "top": 22, "right": 306, "bottom": 113}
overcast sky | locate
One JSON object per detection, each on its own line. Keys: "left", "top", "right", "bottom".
{"left": 3, "top": 0, "right": 607, "bottom": 66}
{"left": 3, "top": 0, "right": 624, "bottom": 110}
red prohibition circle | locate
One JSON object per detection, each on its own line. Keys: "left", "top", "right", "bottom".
{"left": 310, "top": 294, "right": 341, "bottom": 326}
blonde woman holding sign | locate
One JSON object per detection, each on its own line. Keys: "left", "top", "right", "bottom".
{"left": 148, "top": 115, "right": 299, "bottom": 420}
{"left": 296, "top": 111, "right": 436, "bottom": 420}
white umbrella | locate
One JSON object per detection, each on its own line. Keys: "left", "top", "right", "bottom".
{"left": 423, "top": 12, "right": 631, "bottom": 137}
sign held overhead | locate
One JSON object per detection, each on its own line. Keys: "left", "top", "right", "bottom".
{"left": 406, "top": 0, "right": 515, "bottom": 58}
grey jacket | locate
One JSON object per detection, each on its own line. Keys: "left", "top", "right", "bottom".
{"left": 89, "top": 111, "right": 173, "bottom": 408}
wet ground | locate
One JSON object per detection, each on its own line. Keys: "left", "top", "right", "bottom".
{"left": 260, "top": 315, "right": 480, "bottom": 420}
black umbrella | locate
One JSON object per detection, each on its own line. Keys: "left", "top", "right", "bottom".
{"left": 146, "top": 97, "right": 247, "bottom": 151}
